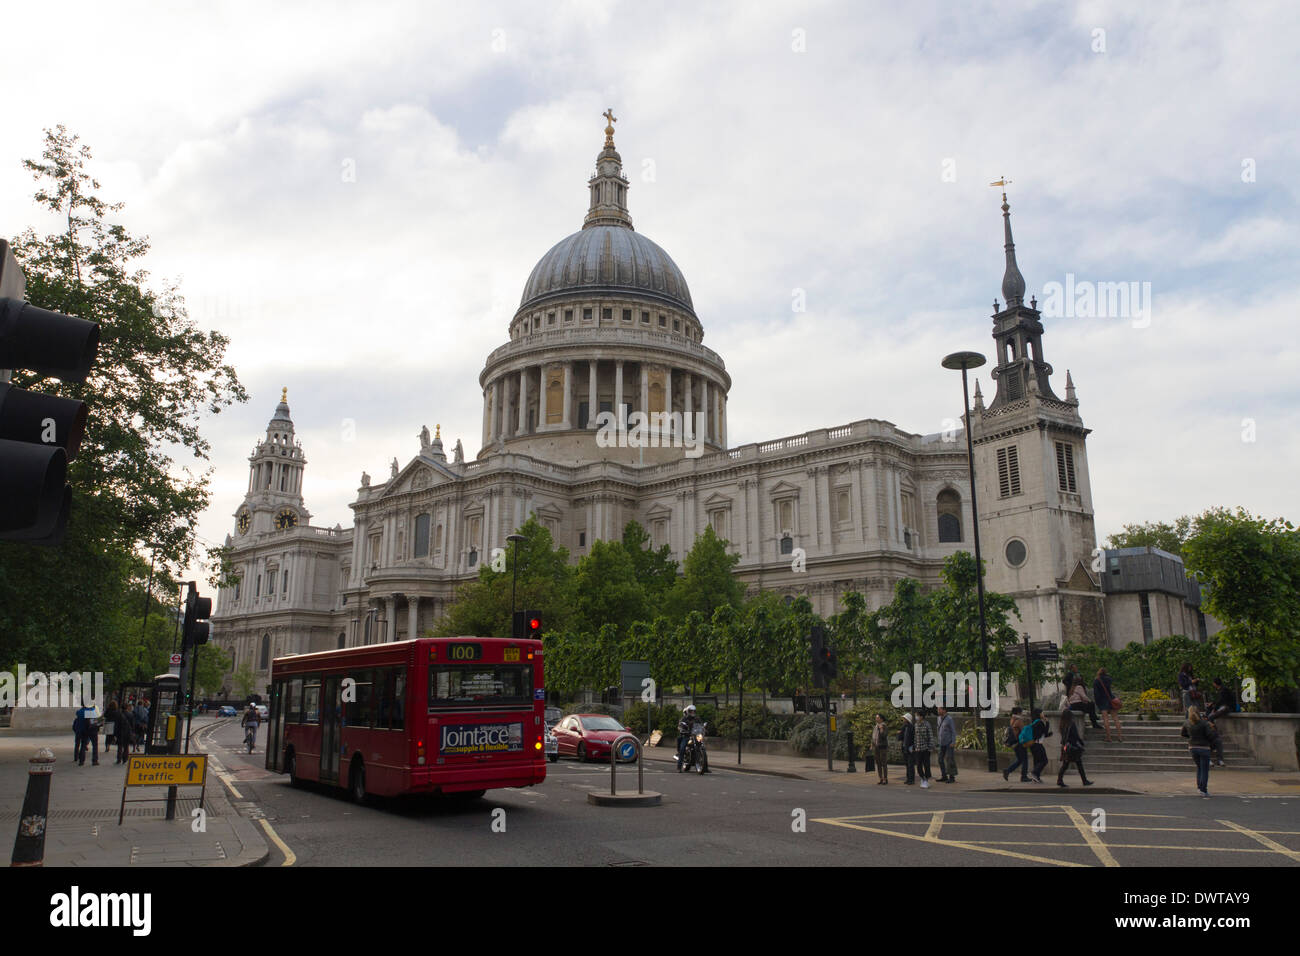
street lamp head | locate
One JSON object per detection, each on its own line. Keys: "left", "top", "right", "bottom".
{"left": 507, "top": 534, "right": 526, "bottom": 544}
{"left": 941, "top": 350, "right": 987, "bottom": 371}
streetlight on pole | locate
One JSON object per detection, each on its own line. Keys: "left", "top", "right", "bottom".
{"left": 507, "top": 533, "right": 526, "bottom": 619}
{"left": 941, "top": 349, "right": 999, "bottom": 773}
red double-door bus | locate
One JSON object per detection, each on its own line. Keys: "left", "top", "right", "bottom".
{"left": 266, "top": 637, "right": 547, "bottom": 800}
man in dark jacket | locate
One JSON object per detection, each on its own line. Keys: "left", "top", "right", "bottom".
{"left": 900, "top": 713, "right": 916, "bottom": 785}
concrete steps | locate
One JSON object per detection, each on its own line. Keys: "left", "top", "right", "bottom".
{"left": 1070, "top": 718, "right": 1271, "bottom": 772}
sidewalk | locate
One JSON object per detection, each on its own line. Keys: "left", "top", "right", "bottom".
{"left": 639, "top": 744, "right": 1300, "bottom": 797}
{"left": 0, "top": 728, "right": 268, "bottom": 867}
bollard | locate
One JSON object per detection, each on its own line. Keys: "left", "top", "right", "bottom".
{"left": 11, "top": 747, "right": 55, "bottom": 867}
{"left": 846, "top": 731, "right": 857, "bottom": 773}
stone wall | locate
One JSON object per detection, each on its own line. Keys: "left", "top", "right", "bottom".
{"left": 1218, "top": 714, "right": 1300, "bottom": 771}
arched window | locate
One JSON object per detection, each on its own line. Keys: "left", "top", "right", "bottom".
{"left": 338, "top": 632, "right": 346, "bottom": 649}
{"left": 414, "top": 514, "right": 431, "bottom": 557}
{"left": 937, "top": 489, "right": 963, "bottom": 543}
{"left": 260, "top": 634, "right": 271, "bottom": 670}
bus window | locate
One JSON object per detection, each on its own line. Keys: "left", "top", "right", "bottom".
{"left": 348, "top": 670, "right": 374, "bottom": 729}
{"left": 392, "top": 672, "right": 405, "bottom": 731}
{"left": 376, "top": 668, "right": 393, "bottom": 729}
{"left": 286, "top": 678, "right": 303, "bottom": 723}
{"left": 304, "top": 680, "right": 321, "bottom": 724}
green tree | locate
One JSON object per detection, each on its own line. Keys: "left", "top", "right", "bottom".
{"left": 621, "top": 520, "right": 678, "bottom": 604}
{"left": 1106, "top": 517, "right": 1193, "bottom": 557}
{"left": 667, "top": 525, "right": 744, "bottom": 623}
{"left": 0, "top": 126, "right": 246, "bottom": 673}
{"left": 1182, "top": 508, "right": 1300, "bottom": 707}
{"left": 572, "top": 539, "right": 647, "bottom": 637}
{"left": 926, "top": 551, "right": 1024, "bottom": 690}
{"left": 192, "top": 644, "right": 233, "bottom": 697}
{"left": 436, "top": 515, "right": 574, "bottom": 638}
{"left": 233, "top": 661, "right": 257, "bottom": 699}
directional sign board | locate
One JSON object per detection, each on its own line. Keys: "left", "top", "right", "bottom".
{"left": 1027, "top": 641, "right": 1060, "bottom": 662}
{"left": 124, "top": 754, "right": 207, "bottom": 787}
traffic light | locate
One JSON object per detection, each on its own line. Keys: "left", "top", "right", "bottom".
{"left": 512, "top": 610, "right": 525, "bottom": 640}
{"left": 0, "top": 239, "right": 100, "bottom": 546}
{"left": 524, "top": 611, "right": 541, "bottom": 639}
{"left": 810, "top": 625, "right": 837, "bottom": 687}
{"left": 182, "top": 586, "right": 213, "bottom": 650}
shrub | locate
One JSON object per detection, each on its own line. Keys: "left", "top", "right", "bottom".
{"left": 788, "top": 714, "right": 850, "bottom": 759}
{"left": 562, "top": 701, "right": 616, "bottom": 717}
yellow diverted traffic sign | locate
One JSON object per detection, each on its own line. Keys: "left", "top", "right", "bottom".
{"left": 124, "top": 754, "right": 208, "bottom": 787}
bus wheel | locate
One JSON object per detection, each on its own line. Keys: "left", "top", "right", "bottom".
{"left": 286, "top": 752, "right": 299, "bottom": 787}
{"left": 349, "top": 759, "right": 366, "bottom": 804}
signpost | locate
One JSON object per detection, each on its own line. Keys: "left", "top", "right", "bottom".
{"left": 118, "top": 754, "right": 207, "bottom": 825}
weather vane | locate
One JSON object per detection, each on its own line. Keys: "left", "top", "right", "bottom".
{"left": 603, "top": 108, "right": 617, "bottom": 147}
{"left": 989, "top": 176, "right": 1012, "bottom": 201}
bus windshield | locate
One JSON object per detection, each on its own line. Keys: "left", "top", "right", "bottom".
{"left": 429, "top": 664, "right": 533, "bottom": 710}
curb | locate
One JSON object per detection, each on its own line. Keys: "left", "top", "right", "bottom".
{"left": 192, "top": 721, "right": 271, "bottom": 867}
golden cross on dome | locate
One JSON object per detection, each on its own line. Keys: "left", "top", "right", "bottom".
{"left": 435, "top": 424, "right": 441, "bottom": 439}
{"left": 281, "top": 386, "right": 287, "bottom": 402}
{"left": 603, "top": 108, "right": 617, "bottom": 147}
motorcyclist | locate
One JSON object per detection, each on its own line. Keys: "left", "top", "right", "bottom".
{"left": 677, "top": 704, "right": 699, "bottom": 768}
{"left": 241, "top": 702, "right": 261, "bottom": 751}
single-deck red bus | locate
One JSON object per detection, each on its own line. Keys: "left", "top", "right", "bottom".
{"left": 266, "top": 637, "right": 546, "bottom": 800}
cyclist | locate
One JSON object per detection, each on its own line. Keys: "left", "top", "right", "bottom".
{"left": 241, "top": 702, "right": 261, "bottom": 752}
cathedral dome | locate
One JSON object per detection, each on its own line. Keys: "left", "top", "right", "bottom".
{"left": 518, "top": 225, "right": 695, "bottom": 315}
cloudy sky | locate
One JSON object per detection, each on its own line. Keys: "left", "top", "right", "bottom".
{"left": 2, "top": 1, "right": 1296, "bottom": 583}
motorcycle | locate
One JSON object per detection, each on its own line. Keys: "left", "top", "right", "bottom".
{"left": 678, "top": 721, "right": 709, "bottom": 774}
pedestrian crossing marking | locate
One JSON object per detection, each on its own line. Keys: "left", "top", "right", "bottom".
{"left": 812, "top": 805, "right": 1300, "bottom": 867}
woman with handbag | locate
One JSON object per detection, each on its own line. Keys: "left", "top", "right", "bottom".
{"left": 1056, "top": 709, "right": 1094, "bottom": 787}
{"left": 1181, "top": 707, "right": 1216, "bottom": 797}
{"left": 1094, "top": 667, "right": 1123, "bottom": 742}
{"left": 872, "top": 713, "right": 889, "bottom": 784}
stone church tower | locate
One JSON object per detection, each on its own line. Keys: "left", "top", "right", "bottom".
{"left": 234, "top": 388, "right": 311, "bottom": 538}
{"left": 970, "top": 189, "right": 1105, "bottom": 645}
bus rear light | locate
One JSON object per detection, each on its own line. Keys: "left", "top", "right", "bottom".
{"left": 534, "top": 741, "right": 542, "bottom": 751}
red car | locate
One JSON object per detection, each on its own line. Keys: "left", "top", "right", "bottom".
{"left": 552, "top": 714, "right": 637, "bottom": 762}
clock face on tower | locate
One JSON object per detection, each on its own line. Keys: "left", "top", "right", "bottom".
{"left": 236, "top": 511, "right": 250, "bottom": 535}
{"left": 276, "top": 508, "right": 298, "bottom": 531}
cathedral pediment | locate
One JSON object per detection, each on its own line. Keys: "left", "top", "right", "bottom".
{"left": 382, "top": 459, "right": 458, "bottom": 498}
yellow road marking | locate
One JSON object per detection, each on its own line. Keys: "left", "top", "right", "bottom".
{"left": 1063, "top": 805, "right": 1119, "bottom": 867}
{"left": 925, "top": 812, "right": 944, "bottom": 840}
{"left": 1219, "top": 819, "right": 1300, "bottom": 863}
{"left": 812, "top": 818, "right": 1089, "bottom": 867}
{"left": 259, "top": 818, "right": 296, "bottom": 866}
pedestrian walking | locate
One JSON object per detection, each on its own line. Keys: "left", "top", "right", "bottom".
{"left": 900, "top": 712, "right": 916, "bottom": 784}
{"left": 73, "top": 701, "right": 101, "bottom": 766}
{"left": 1003, "top": 707, "right": 1030, "bottom": 782}
{"left": 1055, "top": 709, "right": 1094, "bottom": 787}
{"left": 872, "top": 713, "right": 889, "bottom": 784}
{"left": 913, "top": 711, "right": 935, "bottom": 789}
{"left": 1094, "top": 667, "right": 1123, "bottom": 742}
{"left": 936, "top": 706, "right": 957, "bottom": 783}
{"left": 1029, "top": 707, "right": 1052, "bottom": 783}
{"left": 1181, "top": 706, "right": 1217, "bottom": 797}
{"left": 112, "top": 699, "right": 135, "bottom": 763}
{"left": 133, "top": 698, "right": 149, "bottom": 752}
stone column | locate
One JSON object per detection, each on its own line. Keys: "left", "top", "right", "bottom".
{"left": 684, "top": 372, "right": 693, "bottom": 439}
{"left": 386, "top": 595, "right": 397, "bottom": 643}
{"left": 512, "top": 366, "right": 522, "bottom": 434}
{"left": 588, "top": 360, "right": 598, "bottom": 428}
{"left": 639, "top": 364, "right": 649, "bottom": 418}
{"left": 407, "top": 596, "right": 419, "bottom": 641}
{"left": 615, "top": 360, "right": 624, "bottom": 421}
{"left": 721, "top": 392, "right": 727, "bottom": 448}
{"left": 562, "top": 362, "right": 573, "bottom": 428}
{"left": 701, "top": 378, "right": 710, "bottom": 443}
{"left": 664, "top": 366, "right": 673, "bottom": 439}
{"left": 482, "top": 389, "right": 490, "bottom": 447}
{"left": 538, "top": 367, "right": 549, "bottom": 428}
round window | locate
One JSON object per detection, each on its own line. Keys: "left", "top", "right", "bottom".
{"left": 1005, "top": 539, "right": 1028, "bottom": 568}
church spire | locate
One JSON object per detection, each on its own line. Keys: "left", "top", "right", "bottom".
{"left": 992, "top": 178, "right": 1026, "bottom": 308}
{"left": 583, "top": 108, "right": 633, "bottom": 230}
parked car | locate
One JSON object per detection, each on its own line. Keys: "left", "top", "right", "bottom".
{"left": 544, "top": 724, "right": 559, "bottom": 762}
{"left": 217, "top": 705, "right": 237, "bottom": 717}
{"left": 552, "top": 714, "right": 637, "bottom": 762}
{"left": 255, "top": 704, "right": 269, "bottom": 721}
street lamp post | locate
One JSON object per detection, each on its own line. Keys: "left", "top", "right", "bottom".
{"left": 507, "top": 533, "right": 527, "bottom": 619}
{"left": 942, "top": 350, "right": 999, "bottom": 773}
